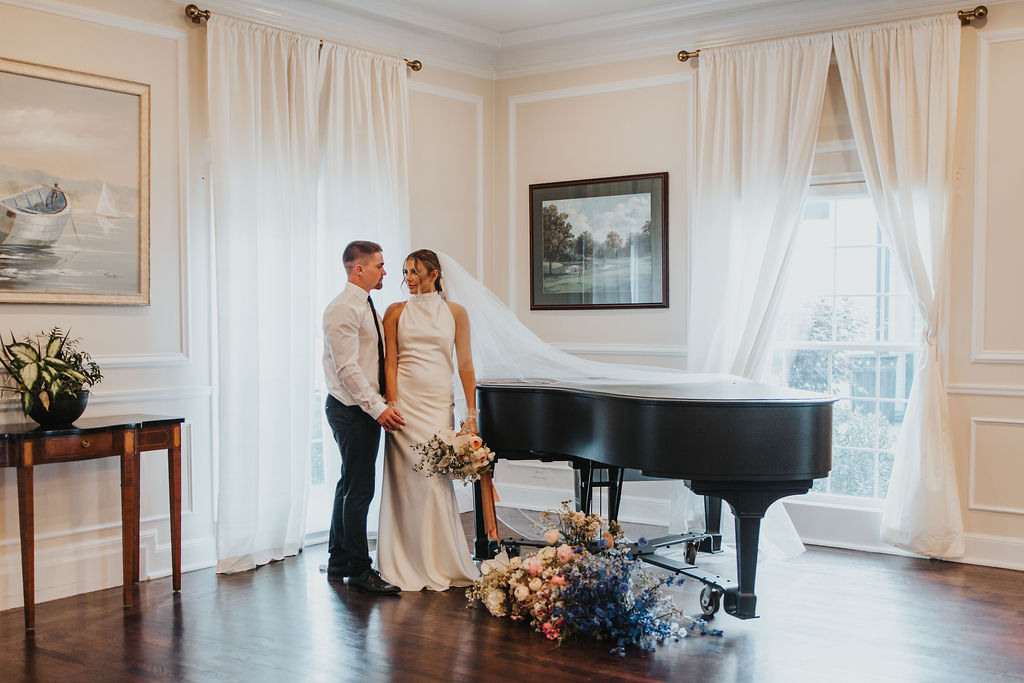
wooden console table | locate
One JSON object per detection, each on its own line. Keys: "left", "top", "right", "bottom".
{"left": 0, "top": 414, "right": 184, "bottom": 630}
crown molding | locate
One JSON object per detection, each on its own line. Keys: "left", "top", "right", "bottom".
{"left": 176, "top": 0, "right": 1000, "bottom": 80}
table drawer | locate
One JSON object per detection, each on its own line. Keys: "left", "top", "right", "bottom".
{"left": 38, "top": 431, "right": 116, "bottom": 463}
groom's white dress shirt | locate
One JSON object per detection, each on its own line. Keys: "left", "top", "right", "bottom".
{"left": 323, "top": 282, "right": 387, "bottom": 420}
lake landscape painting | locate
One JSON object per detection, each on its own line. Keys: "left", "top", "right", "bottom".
{"left": 529, "top": 173, "right": 668, "bottom": 310}
{"left": 0, "top": 58, "right": 149, "bottom": 304}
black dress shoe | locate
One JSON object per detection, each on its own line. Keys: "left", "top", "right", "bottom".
{"left": 326, "top": 569, "right": 347, "bottom": 583}
{"left": 348, "top": 569, "right": 401, "bottom": 595}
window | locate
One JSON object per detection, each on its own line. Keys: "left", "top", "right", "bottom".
{"left": 769, "top": 195, "right": 921, "bottom": 501}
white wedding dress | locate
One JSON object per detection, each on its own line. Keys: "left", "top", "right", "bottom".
{"left": 377, "top": 291, "right": 480, "bottom": 591}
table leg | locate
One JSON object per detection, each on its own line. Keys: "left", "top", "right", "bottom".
{"left": 169, "top": 424, "right": 182, "bottom": 592}
{"left": 120, "top": 429, "right": 136, "bottom": 607}
{"left": 16, "top": 442, "right": 35, "bottom": 630}
{"left": 132, "top": 431, "right": 141, "bottom": 585}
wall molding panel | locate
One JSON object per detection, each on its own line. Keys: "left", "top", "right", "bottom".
{"left": 968, "top": 417, "right": 1024, "bottom": 516}
{"left": 971, "top": 29, "right": 1024, "bottom": 364}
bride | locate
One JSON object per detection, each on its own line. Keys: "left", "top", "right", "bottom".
{"left": 376, "top": 249, "right": 481, "bottom": 591}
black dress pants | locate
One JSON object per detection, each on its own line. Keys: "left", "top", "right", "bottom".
{"left": 325, "top": 394, "right": 381, "bottom": 576}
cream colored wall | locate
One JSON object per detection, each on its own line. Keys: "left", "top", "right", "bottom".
{"left": 407, "top": 66, "right": 494, "bottom": 280}
{"left": 0, "top": 0, "right": 216, "bottom": 611}
{"left": 946, "top": 3, "right": 1024, "bottom": 567}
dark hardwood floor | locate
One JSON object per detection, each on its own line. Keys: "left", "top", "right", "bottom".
{"left": 1, "top": 509, "right": 1022, "bottom": 682}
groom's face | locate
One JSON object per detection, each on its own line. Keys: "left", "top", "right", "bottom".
{"left": 358, "top": 251, "right": 386, "bottom": 291}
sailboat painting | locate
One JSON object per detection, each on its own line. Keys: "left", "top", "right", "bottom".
{"left": 0, "top": 58, "right": 150, "bottom": 304}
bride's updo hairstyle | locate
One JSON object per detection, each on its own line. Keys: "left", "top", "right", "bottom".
{"left": 406, "top": 248, "right": 444, "bottom": 297}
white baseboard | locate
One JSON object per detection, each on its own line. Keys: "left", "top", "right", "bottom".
{"left": 0, "top": 529, "right": 217, "bottom": 610}
{"left": 962, "top": 533, "right": 1024, "bottom": 571}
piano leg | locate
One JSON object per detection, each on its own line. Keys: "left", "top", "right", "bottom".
{"left": 689, "top": 479, "right": 812, "bottom": 619}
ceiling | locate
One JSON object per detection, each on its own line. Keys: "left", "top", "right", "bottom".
{"left": 208, "top": 0, "right": 992, "bottom": 77}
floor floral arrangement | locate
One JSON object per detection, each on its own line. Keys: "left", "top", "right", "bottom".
{"left": 466, "top": 501, "right": 722, "bottom": 655}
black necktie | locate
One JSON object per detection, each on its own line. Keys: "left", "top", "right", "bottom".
{"left": 368, "top": 296, "right": 385, "bottom": 394}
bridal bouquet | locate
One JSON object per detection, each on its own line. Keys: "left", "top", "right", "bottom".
{"left": 412, "top": 427, "right": 495, "bottom": 482}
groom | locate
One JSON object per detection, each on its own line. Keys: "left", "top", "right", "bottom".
{"left": 322, "top": 240, "right": 405, "bottom": 594}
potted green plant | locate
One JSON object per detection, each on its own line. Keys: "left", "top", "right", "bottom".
{"left": 0, "top": 327, "right": 103, "bottom": 425}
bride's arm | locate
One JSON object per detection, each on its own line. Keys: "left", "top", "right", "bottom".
{"left": 382, "top": 302, "right": 404, "bottom": 406}
{"left": 449, "top": 302, "right": 478, "bottom": 434}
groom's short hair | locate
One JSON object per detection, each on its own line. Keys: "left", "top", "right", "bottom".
{"left": 343, "top": 241, "right": 382, "bottom": 271}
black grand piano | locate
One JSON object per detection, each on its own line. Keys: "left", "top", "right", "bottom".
{"left": 473, "top": 379, "right": 834, "bottom": 620}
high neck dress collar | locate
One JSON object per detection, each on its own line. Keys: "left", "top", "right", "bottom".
{"left": 408, "top": 291, "right": 441, "bottom": 303}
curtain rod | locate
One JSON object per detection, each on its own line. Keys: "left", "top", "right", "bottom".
{"left": 183, "top": 4, "right": 423, "bottom": 71}
{"left": 677, "top": 4, "right": 988, "bottom": 63}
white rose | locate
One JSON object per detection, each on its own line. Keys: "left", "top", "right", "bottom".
{"left": 514, "top": 584, "right": 530, "bottom": 601}
{"left": 528, "top": 577, "right": 543, "bottom": 592}
{"left": 484, "top": 590, "right": 507, "bottom": 616}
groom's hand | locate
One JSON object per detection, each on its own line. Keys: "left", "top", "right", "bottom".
{"left": 378, "top": 406, "right": 405, "bottom": 432}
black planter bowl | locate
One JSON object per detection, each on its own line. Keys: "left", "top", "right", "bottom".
{"left": 28, "top": 391, "right": 90, "bottom": 427}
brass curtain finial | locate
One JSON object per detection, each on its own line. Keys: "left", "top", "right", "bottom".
{"left": 677, "top": 50, "right": 700, "bottom": 63}
{"left": 958, "top": 5, "right": 988, "bottom": 25}
{"left": 405, "top": 59, "right": 423, "bottom": 71}
{"left": 185, "top": 4, "right": 210, "bottom": 24}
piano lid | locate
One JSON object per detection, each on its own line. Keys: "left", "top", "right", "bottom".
{"left": 478, "top": 378, "right": 835, "bottom": 404}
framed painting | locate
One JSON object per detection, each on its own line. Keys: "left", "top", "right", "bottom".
{"left": 529, "top": 172, "right": 668, "bottom": 310}
{"left": 0, "top": 58, "right": 150, "bottom": 304}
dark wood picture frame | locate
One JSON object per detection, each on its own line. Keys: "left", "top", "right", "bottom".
{"left": 529, "top": 172, "right": 668, "bottom": 310}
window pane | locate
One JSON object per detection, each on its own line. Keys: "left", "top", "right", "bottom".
{"left": 834, "top": 296, "right": 877, "bottom": 342}
{"left": 786, "top": 349, "right": 831, "bottom": 393}
{"left": 842, "top": 352, "right": 877, "bottom": 398}
{"left": 835, "top": 197, "right": 878, "bottom": 244}
{"left": 830, "top": 448, "right": 875, "bottom": 497}
{"left": 835, "top": 246, "right": 880, "bottom": 295}
{"left": 311, "top": 439, "right": 324, "bottom": 486}
{"left": 834, "top": 400, "right": 878, "bottom": 450}
{"left": 878, "top": 451, "right": 895, "bottom": 498}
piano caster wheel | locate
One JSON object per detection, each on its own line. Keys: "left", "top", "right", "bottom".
{"left": 700, "top": 585, "right": 722, "bottom": 618}
{"left": 684, "top": 542, "right": 698, "bottom": 566}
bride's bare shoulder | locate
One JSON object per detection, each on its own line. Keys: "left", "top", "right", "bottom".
{"left": 383, "top": 301, "right": 405, "bottom": 321}
{"left": 446, "top": 301, "right": 467, "bottom": 319}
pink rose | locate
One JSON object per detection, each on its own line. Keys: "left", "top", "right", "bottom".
{"left": 523, "top": 556, "right": 543, "bottom": 576}
{"left": 551, "top": 574, "right": 566, "bottom": 586}
{"left": 556, "top": 544, "right": 574, "bottom": 563}
{"left": 542, "top": 622, "right": 560, "bottom": 640}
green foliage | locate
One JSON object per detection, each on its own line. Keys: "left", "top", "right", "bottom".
{"left": 541, "top": 204, "right": 575, "bottom": 275}
{"left": 787, "top": 297, "right": 869, "bottom": 392}
{"left": 0, "top": 327, "right": 103, "bottom": 415}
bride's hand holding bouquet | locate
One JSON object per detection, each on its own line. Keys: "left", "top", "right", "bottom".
{"left": 411, "top": 424, "right": 495, "bottom": 483}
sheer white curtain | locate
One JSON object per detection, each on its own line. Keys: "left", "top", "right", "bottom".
{"left": 207, "top": 16, "right": 319, "bottom": 572}
{"left": 834, "top": 16, "right": 964, "bottom": 558}
{"left": 688, "top": 35, "right": 833, "bottom": 376}
{"left": 316, "top": 43, "right": 411, "bottom": 534}
{"left": 673, "top": 35, "right": 832, "bottom": 553}
{"left": 316, "top": 44, "right": 410, "bottom": 308}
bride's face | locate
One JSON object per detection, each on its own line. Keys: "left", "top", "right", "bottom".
{"left": 403, "top": 258, "right": 438, "bottom": 294}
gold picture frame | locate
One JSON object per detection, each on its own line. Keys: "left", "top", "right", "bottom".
{"left": 0, "top": 57, "right": 150, "bottom": 305}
